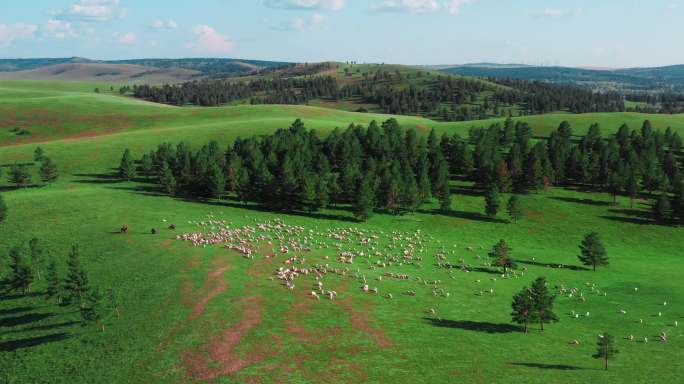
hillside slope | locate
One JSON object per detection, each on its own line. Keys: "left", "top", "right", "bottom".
{"left": 0, "top": 63, "right": 203, "bottom": 84}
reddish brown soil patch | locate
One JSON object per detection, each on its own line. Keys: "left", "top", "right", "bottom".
{"left": 181, "top": 296, "right": 265, "bottom": 381}
{"left": 337, "top": 296, "right": 393, "bottom": 348}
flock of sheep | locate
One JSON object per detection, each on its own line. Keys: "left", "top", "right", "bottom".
{"left": 175, "top": 215, "right": 680, "bottom": 347}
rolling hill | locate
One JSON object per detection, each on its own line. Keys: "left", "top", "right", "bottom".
{"left": 0, "top": 80, "right": 683, "bottom": 383}
{"left": 0, "top": 57, "right": 290, "bottom": 83}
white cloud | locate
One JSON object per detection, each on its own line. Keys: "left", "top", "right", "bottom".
{"left": 263, "top": 0, "right": 346, "bottom": 11}
{"left": 186, "top": 25, "right": 234, "bottom": 55}
{"left": 114, "top": 31, "right": 137, "bottom": 44}
{"left": 535, "top": 7, "right": 584, "bottom": 19}
{"left": 266, "top": 12, "right": 327, "bottom": 31}
{"left": 372, "top": 0, "right": 476, "bottom": 15}
{"left": 44, "top": 19, "right": 79, "bottom": 39}
{"left": 56, "top": 0, "right": 128, "bottom": 22}
{"left": 151, "top": 19, "right": 178, "bottom": 29}
{"left": 0, "top": 23, "right": 38, "bottom": 47}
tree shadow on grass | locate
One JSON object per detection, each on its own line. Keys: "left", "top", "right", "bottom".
{"left": 423, "top": 317, "right": 522, "bottom": 333}
{"left": 450, "top": 186, "right": 483, "bottom": 197}
{"left": 4, "top": 321, "right": 80, "bottom": 335}
{"left": 0, "top": 313, "right": 53, "bottom": 328}
{"left": 549, "top": 196, "right": 612, "bottom": 207}
{"left": 0, "top": 333, "right": 70, "bottom": 352}
{"left": 200, "top": 199, "right": 359, "bottom": 223}
{"left": 0, "top": 291, "right": 44, "bottom": 300}
{"left": 600, "top": 208, "right": 658, "bottom": 226}
{"left": 0, "top": 185, "right": 42, "bottom": 192}
{"left": 516, "top": 259, "right": 590, "bottom": 272}
{"left": 508, "top": 362, "right": 585, "bottom": 370}
{"left": 418, "top": 209, "right": 508, "bottom": 224}
{"left": 72, "top": 172, "right": 122, "bottom": 185}
{"left": 0, "top": 306, "right": 34, "bottom": 317}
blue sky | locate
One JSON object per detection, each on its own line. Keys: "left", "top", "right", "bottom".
{"left": 0, "top": 0, "right": 681, "bottom": 67}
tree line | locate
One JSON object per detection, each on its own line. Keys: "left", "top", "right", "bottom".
{"left": 120, "top": 118, "right": 451, "bottom": 221}
{"left": 132, "top": 70, "right": 629, "bottom": 120}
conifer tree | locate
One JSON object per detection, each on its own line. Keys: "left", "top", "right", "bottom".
{"left": 489, "top": 239, "right": 515, "bottom": 274}
{"left": 593, "top": 332, "right": 619, "bottom": 370}
{"left": 529, "top": 276, "right": 558, "bottom": 331}
{"left": 485, "top": 185, "right": 501, "bottom": 218}
{"left": 511, "top": 286, "right": 534, "bottom": 333}
{"left": 34, "top": 146, "right": 45, "bottom": 162}
{"left": 118, "top": 149, "right": 135, "bottom": 180}
{"left": 46, "top": 258, "right": 60, "bottom": 299}
{"left": 0, "top": 193, "right": 6, "bottom": 224}
{"left": 28, "top": 237, "right": 43, "bottom": 280}
{"left": 8, "top": 164, "right": 32, "bottom": 187}
{"left": 139, "top": 153, "right": 153, "bottom": 176}
{"left": 62, "top": 245, "right": 90, "bottom": 306}
{"left": 300, "top": 175, "right": 319, "bottom": 213}
{"left": 353, "top": 177, "right": 375, "bottom": 222}
{"left": 39, "top": 157, "right": 58, "bottom": 184}
{"left": 207, "top": 162, "right": 226, "bottom": 199}
{"left": 578, "top": 232, "right": 609, "bottom": 271}
{"left": 160, "top": 162, "right": 177, "bottom": 195}
{"left": 653, "top": 193, "right": 671, "bottom": 224}
{"left": 9, "top": 246, "right": 33, "bottom": 294}
{"left": 507, "top": 195, "right": 523, "bottom": 223}
{"left": 80, "top": 289, "right": 103, "bottom": 329}
{"left": 494, "top": 161, "right": 512, "bottom": 193}
{"left": 625, "top": 172, "right": 639, "bottom": 208}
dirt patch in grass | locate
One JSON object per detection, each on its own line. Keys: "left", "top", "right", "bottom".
{"left": 337, "top": 296, "right": 393, "bottom": 349}
{"left": 181, "top": 295, "right": 266, "bottom": 381}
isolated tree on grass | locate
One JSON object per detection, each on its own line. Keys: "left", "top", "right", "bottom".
{"left": 33, "top": 146, "right": 45, "bottom": 162}
{"left": 9, "top": 246, "right": 33, "bottom": 295}
{"left": 507, "top": 195, "right": 523, "bottom": 223}
{"left": 511, "top": 286, "right": 534, "bottom": 333}
{"left": 28, "top": 237, "right": 44, "bottom": 280}
{"left": 0, "top": 193, "right": 6, "bottom": 224}
{"left": 578, "top": 232, "right": 609, "bottom": 271}
{"left": 593, "top": 332, "right": 618, "bottom": 370}
{"left": 118, "top": 149, "right": 135, "bottom": 181}
{"left": 8, "top": 164, "right": 32, "bottom": 188}
{"left": 353, "top": 177, "right": 375, "bottom": 222}
{"left": 80, "top": 288, "right": 103, "bottom": 330}
{"left": 489, "top": 239, "right": 516, "bottom": 274}
{"left": 39, "top": 157, "right": 58, "bottom": 184}
{"left": 485, "top": 185, "right": 501, "bottom": 218}
{"left": 530, "top": 276, "right": 558, "bottom": 331}
{"left": 653, "top": 193, "right": 671, "bottom": 224}
{"left": 46, "top": 258, "right": 60, "bottom": 300}
{"left": 62, "top": 245, "right": 90, "bottom": 306}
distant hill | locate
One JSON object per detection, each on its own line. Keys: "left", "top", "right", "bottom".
{"left": 0, "top": 63, "right": 203, "bottom": 84}
{"left": 436, "top": 64, "right": 684, "bottom": 93}
{"left": 0, "top": 57, "right": 289, "bottom": 83}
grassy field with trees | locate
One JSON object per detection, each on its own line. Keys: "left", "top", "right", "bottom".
{"left": 1, "top": 80, "right": 683, "bottom": 383}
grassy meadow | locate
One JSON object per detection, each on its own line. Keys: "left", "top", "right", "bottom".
{"left": 0, "top": 81, "right": 683, "bottom": 383}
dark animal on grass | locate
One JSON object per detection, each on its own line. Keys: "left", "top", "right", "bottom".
{"left": 120, "top": 224, "right": 128, "bottom": 234}
{"left": 168, "top": 224, "right": 176, "bottom": 230}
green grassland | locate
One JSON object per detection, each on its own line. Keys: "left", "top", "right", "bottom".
{"left": 1, "top": 81, "right": 683, "bottom": 383}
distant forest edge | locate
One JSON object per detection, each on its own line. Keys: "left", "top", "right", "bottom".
{"left": 130, "top": 64, "right": 627, "bottom": 121}
{"left": 439, "top": 65, "right": 684, "bottom": 113}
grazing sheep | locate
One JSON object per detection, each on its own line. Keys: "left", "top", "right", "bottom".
{"left": 151, "top": 228, "right": 157, "bottom": 234}
{"left": 675, "top": 321, "right": 679, "bottom": 327}
{"left": 644, "top": 337, "right": 648, "bottom": 343}
{"left": 120, "top": 224, "right": 129, "bottom": 234}
{"left": 629, "top": 335, "right": 634, "bottom": 341}
{"left": 168, "top": 224, "right": 176, "bottom": 230}
{"left": 570, "top": 339, "right": 580, "bottom": 345}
